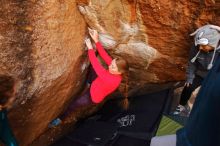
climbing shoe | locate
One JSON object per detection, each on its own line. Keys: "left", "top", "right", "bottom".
{"left": 172, "top": 104, "right": 191, "bottom": 117}
{"left": 48, "top": 118, "right": 62, "bottom": 128}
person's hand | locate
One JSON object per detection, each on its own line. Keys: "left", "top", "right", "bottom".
{"left": 88, "top": 28, "right": 99, "bottom": 43}
{"left": 85, "top": 38, "right": 93, "bottom": 50}
{"left": 185, "top": 82, "right": 191, "bottom": 87}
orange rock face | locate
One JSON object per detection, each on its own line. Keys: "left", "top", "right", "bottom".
{"left": 0, "top": 0, "right": 219, "bottom": 145}
{"left": 78, "top": 0, "right": 218, "bottom": 84}
{"left": 1, "top": 0, "right": 86, "bottom": 145}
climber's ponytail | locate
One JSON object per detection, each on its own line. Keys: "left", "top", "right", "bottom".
{"left": 120, "top": 71, "right": 129, "bottom": 110}
{"left": 115, "top": 58, "right": 129, "bottom": 110}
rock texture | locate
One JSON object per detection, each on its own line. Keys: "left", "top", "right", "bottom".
{"left": 77, "top": 0, "right": 219, "bottom": 86}
{"left": 0, "top": 0, "right": 87, "bottom": 145}
{"left": 0, "top": 0, "right": 219, "bottom": 145}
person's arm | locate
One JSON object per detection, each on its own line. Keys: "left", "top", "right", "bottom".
{"left": 186, "top": 61, "right": 196, "bottom": 84}
{"left": 85, "top": 38, "right": 109, "bottom": 80}
{"left": 186, "top": 46, "right": 198, "bottom": 85}
{"left": 88, "top": 28, "right": 112, "bottom": 65}
{"left": 88, "top": 49, "right": 106, "bottom": 77}
{"left": 95, "top": 42, "right": 112, "bottom": 65}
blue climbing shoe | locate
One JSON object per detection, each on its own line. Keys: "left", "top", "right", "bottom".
{"left": 48, "top": 118, "right": 62, "bottom": 128}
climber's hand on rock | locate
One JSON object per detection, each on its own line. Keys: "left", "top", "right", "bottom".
{"left": 88, "top": 28, "right": 99, "bottom": 43}
{"left": 85, "top": 38, "right": 93, "bottom": 50}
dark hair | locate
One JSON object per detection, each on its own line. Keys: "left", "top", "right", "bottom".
{"left": 0, "top": 75, "right": 15, "bottom": 106}
{"left": 116, "top": 58, "right": 129, "bottom": 110}
{"left": 115, "top": 58, "right": 129, "bottom": 74}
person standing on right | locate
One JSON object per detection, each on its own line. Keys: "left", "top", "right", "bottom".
{"left": 173, "top": 24, "right": 220, "bottom": 116}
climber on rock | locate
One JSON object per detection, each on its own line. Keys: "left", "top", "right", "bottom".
{"left": 49, "top": 28, "right": 129, "bottom": 127}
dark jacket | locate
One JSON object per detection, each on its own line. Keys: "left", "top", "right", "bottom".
{"left": 177, "top": 55, "right": 220, "bottom": 146}
{"left": 186, "top": 45, "right": 220, "bottom": 84}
